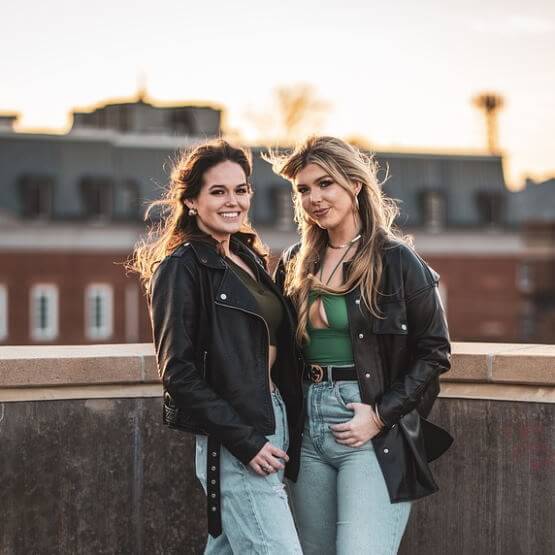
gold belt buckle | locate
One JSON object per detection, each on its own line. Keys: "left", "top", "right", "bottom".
{"left": 309, "top": 364, "right": 324, "bottom": 383}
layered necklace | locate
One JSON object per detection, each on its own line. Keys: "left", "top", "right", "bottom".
{"left": 318, "top": 232, "right": 361, "bottom": 286}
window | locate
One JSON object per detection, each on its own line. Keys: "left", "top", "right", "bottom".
{"left": 30, "top": 284, "right": 59, "bottom": 341}
{"left": 475, "top": 191, "right": 504, "bottom": 226}
{"left": 419, "top": 190, "right": 445, "bottom": 231}
{"left": 80, "top": 176, "right": 113, "bottom": 219}
{"left": 272, "top": 186, "right": 295, "bottom": 231}
{"left": 0, "top": 285, "right": 7, "bottom": 341}
{"left": 85, "top": 284, "right": 114, "bottom": 340}
{"left": 517, "top": 262, "right": 534, "bottom": 293}
{"left": 18, "top": 175, "right": 54, "bottom": 219}
{"left": 121, "top": 179, "right": 141, "bottom": 220}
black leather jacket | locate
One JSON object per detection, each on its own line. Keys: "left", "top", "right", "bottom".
{"left": 149, "top": 234, "right": 303, "bottom": 466}
{"left": 274, "top": 238, "right": 453, "bottom": 502}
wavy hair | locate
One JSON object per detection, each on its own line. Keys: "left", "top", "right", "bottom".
{"left": 266, "top": 136, "right": 408, "bottom": 344}
{"left": 130, "top": 139, "right": 268, "bottom": 292}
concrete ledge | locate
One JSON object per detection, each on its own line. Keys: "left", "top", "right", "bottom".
{"left": 0, "top": 342, "right": 554, "bottom": 391}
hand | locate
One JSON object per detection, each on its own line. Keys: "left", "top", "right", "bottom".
{"left": 330, "top": 403, "right": 384, "bottom": 447}
{"left": 248, "top": 442, "right": 289, "bottom": 476}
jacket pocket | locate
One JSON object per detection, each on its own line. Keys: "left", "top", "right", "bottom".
{"left": 372, "top": 301, "right": 408, "bottom": 335}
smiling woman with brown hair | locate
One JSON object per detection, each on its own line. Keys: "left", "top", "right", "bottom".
{"left": 270, "top": 136, "right": 453, "bottom": 555}
{"left": 131, "top": 139, "right": 302, "bottom": 554}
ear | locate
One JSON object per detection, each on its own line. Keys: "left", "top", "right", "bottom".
{"left": 183, "top": 199, "right": 195, "bottom": 210}
{"left": 354, "top": 182, "right": 362, "bottom": 196}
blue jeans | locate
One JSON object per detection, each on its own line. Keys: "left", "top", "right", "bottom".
{"left": 288, "top": 381, "right": 411, "bottom": 555}
{"left": 195, "top": 389, "right": 302, "bottom": 554}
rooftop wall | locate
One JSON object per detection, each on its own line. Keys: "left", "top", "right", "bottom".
{"left": 0, "top": 343, "right": 553, "bottom": 553}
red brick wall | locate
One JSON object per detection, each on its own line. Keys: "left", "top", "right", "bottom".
{"left": 0, "top": 251, "right": 152, "bottom": 345}
{"left": 425, "top": 255, "right": 522, "bottom": 342}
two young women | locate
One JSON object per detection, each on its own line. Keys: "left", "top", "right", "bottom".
{"left": 135, "top": 137, "right": 451, "bottom": 554}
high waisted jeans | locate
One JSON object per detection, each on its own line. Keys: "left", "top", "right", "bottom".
{"left": 195, "top": 389, "right": 302, "bottom": 554}
{"left": 288, "top": 381, "right": 411, "bottom": 555}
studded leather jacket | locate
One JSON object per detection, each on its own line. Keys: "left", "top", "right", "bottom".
{"left": 149, "top": 234, "right": 303, "bottom": 466}
{"left": 274, "top": 237, "right": 453, "bottom": 502}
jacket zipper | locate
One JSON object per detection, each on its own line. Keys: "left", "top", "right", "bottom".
{"left": 214, "top": 301, "right": 275, "bottom": 431}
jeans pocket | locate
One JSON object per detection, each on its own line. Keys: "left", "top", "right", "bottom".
{"left": 334, "top": 381, "right": 362, "bottom": 408}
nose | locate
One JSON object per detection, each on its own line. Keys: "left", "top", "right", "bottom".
{"left": 225, "top": 192, "right": 239, "bottom": 205}
{"left": 309, "top": 188, "right": 322, "bottom": 204}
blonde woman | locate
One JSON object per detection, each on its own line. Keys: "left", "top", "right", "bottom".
{"left": 270, "top": 136, "right": 453, "bottom": 555}
{"left": 132, "top": 140, "right": 302, "bottom": 553}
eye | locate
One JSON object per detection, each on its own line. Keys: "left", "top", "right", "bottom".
{"left": 210, "top": 189, "right": 225, "bottom": 195}
{"left": 236, "top": 186, "right": 249, "bottom": 195}
{"left": 296, "top": 186, "right": 309, "bottom": 195}
{"left": 320, "top": 180, "right": 333, "bottom": 188}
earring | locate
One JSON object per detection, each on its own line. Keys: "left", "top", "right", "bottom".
{"left": 188, "top": 207, "right": 197, "bottom": 216}
{"left": 354, "top": 196, "right": 360, "bottom": 211}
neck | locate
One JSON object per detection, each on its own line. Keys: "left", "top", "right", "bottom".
{"left": 196, "top": 219, "right": 231, "bottom": 256}
{"left": 326, "top": 216, "right": 361, "bottom": 247}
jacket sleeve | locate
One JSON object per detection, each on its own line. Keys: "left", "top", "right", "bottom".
{"left": 377, "top": 246, "right": 451, "bottom": 427}
{"left": 149, "top": 255, "right": 268, "bottom": 464}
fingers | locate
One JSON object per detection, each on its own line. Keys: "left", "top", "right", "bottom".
{"left": 268, "top": 445, "right": 289, "bottom": 462}
{"left": 330, "top": 421, "right": 352, "bottom": 432}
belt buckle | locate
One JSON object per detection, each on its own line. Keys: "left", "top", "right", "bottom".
{"left": 309, "top": 364, "right": 324, "bottom": 383}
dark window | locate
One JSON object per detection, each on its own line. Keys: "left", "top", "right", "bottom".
{"left": 121, "top": 179, "right": 141, "bottom": 220}
{"left": 475, "top": 192, "right": 504, "bottom": 226}
{"left": 80, "top": 176, "right": 113, "bottom": 219}
{"left": 418, "top": 190, "right": 445, "bottom": 231}
{"left": 170, "top": 109, "right": 194, "bottom": 134}
{"left": 271, "top": 186, "right": 295, "bottom": 230}
{"left": 18, "top": 175, "right": 54, "bottom": 219}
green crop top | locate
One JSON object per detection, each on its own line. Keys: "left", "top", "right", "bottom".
{"left": 303, "top": 291, "right": 354, "bottom": 365}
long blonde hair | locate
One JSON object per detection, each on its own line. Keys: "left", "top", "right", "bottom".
{"left": 267, "top": 136, "right": 408, "bottom": 344}
{"left": 129, "top": 139, "right": 268, "bottom": 292}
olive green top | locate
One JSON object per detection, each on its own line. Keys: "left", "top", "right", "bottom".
{"left": 226, "top": 257, "right": 283, "bottom": 346}
{"left": 303, "top": 291, "right": 354, "bottom": 365}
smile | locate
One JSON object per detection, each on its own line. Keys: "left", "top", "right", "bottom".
{"left": 312, "top": 207, "right": 330, "bottom": 218}
{"left": 219, "top": 212, "right": 241, "bottom": 219}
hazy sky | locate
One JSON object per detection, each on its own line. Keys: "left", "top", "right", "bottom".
{"left": 1, "top": 0, "right": 554, "bottom": 188}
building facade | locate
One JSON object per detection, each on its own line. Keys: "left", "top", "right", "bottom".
{"left": 1, "top": 101, "right": 554, "bottom": 345}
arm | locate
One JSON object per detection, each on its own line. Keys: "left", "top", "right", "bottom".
{"left": 376, "top": 251, "right": 451, "bottom": 428}
{"left": 149, "top": 255, "right": 268, "bottom": 464}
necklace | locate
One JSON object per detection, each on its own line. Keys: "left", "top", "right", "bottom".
{"left": 319, "top": 241, "right": 355, "bottom": 286}
{"left": 328, "top": 233, "right": 362, "bottom": 250}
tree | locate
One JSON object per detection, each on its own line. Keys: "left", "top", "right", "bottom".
{"left": 249, "top": 83, "right": 329, "bottom": 145}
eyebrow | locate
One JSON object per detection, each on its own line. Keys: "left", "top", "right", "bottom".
{"left": 208, "top": 182, "right": 249, "bottom": 190}
{"left": 296, "top": 174, "right": 331, "bottom": 188}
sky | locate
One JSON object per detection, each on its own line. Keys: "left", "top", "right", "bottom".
{"left": 1, "top": 0, "right": 554, "bottom": 189}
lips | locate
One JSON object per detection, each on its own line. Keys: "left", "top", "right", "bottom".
{"left": 312, "top": 207, "right": 330, "bottom": 218}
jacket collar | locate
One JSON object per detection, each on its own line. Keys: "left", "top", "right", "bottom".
{"left": 186, "top": 232, "right": 265, "bottom": 270}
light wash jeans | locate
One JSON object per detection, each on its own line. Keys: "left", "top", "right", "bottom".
{"left": 288, "top": 381, "right": 411, "bottom": 555}
{"left": 195, "top": 389, "right": 302, "bottom": 554}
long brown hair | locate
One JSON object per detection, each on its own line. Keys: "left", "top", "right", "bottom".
{"left": 130, "top": 139, "right": 268, "bottom": 291}
{"left": 267, "top": 136, "right": 408, "bottom": 344}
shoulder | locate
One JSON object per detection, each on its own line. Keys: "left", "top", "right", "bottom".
{"left": 381, "top": 238, "right": 440, "bottom": 299}
{"left": 151, "top": 243, "right": 199, "bottom": 284}
{"left": 280, "top": 242, "right": 302, "bottom": 264}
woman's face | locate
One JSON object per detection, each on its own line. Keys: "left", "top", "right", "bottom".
{"left": 186, "top": 160, "right": 252, "bottom": 241}
{"left": 294, "top": 163, "right": 358, "bottom": 230}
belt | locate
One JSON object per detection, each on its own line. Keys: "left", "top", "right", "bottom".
{"left": 304, "top": 364, "right": 357, "bottom": 383}
{"left": 206, "top": 436, "right": 222, "bottom": 537}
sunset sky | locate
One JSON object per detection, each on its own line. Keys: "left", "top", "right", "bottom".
{"left": 1, "top": 0, "right": 553, "bottom": 189}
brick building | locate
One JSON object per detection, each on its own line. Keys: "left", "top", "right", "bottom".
{"left": 1, "top": 99, "right": 554, "bottom": 345}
